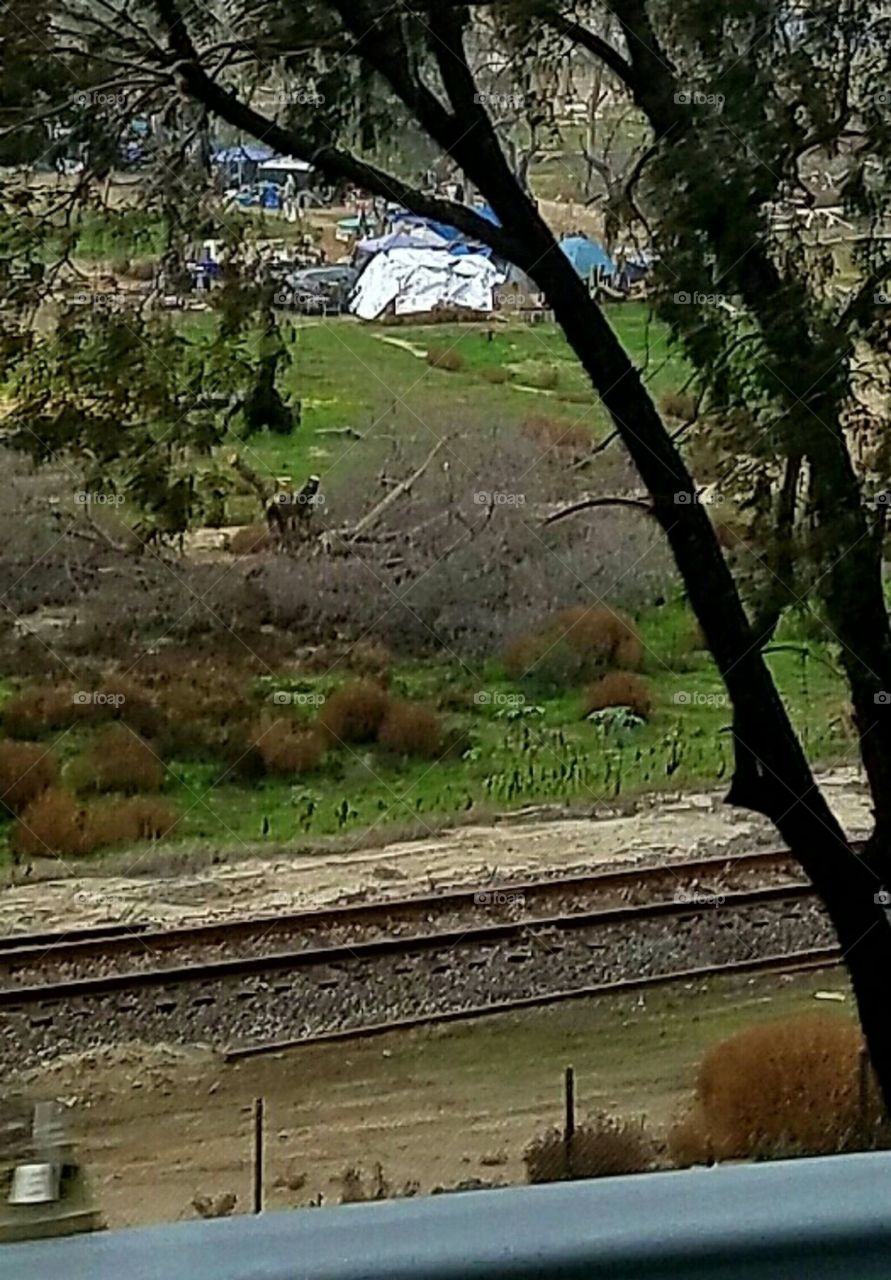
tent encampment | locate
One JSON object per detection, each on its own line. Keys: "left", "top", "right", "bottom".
{"left": 212, "top": 144, "right": 275, "bottom": 185}
{"left": 350, "top": 247, "right": 502, "bottom": 319}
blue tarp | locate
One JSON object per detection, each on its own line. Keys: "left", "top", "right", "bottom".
{"left": 390, "top": 204, "right": 501, "bottom": 247}
{"left": 212, "top": 145, "right": 274, "bottom": 165}
{"left": 560, "top": 234, "right": 616, "bottom": 278}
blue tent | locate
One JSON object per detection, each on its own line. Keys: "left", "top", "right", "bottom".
{"left": 559, "top": 235, "right": 616, "bottom": 279}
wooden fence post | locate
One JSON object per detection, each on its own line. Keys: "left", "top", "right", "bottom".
{"left": 252, "top": 1097, "right": 265, "bottom": 1215}
{"left": 564, "top": 1066, "right": 575, "bottom": 1179}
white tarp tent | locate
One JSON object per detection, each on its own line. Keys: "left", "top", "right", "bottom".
{"left": 257, "top": 155, "right": 313, "bottom": 174}
{"left": 350, "top": 247, "right": 502, "bottom": 319}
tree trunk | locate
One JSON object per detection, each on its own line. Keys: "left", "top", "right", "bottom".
{"left": 507, "top": 212, "right": 891, "bottom": 1109}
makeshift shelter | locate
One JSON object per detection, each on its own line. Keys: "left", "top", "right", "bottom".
{"left": 350, "top": 247, "right": 502, "bottom": 320}
{"left": 386, "top": 205, "right": 500, "bottom": 254}
{"left": 257, "top": 155, "right": 314, "bottom": 190}
{"left": 559, "top": 235, "right": 616, "bottom": 280}
{"left": 353, "top": 230, "right": 449, "bottom": 272}
{"left": 212, "top": 144, "right": 274, "bottom": 185}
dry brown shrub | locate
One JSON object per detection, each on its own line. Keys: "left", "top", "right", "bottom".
{"left": 377, "top": 700, "right": 442, "bottom": 758}
{"left": 344, "top": 639, "right": 391, "bottom": 681}
{"left": 502, "top": 632, "right": 550, "bottom": 680}
{"left": 317, "top": 680, "right": 391, "bottom": 745}
{"left": 659, "top": 390, "right": 698, "bottom": 423}
{"left": 2, "top": 684, "right": 85, "bottom": 737}
{"left": 553, "top": 605, "right": 644, "bottom": 671}
{"left": 481, "top": 366, "right": 511, "bottom": 384}
{"left": 426, "top": 346, "right": 464, "bottom": 371}
{"left": 668, "top": 1015, "right": 881, "bottom": 1162}
{"left": 12, "top": 787, "right": 92, "bottom": 858}
{"left": 88, "top": 796, "right": 179, "bottom": 845}
{"left": 251, "top": 717, "right": 327, "bottom": 775}
{"left": 581, "top": 671, "right": 653, "bottom": 720}
{"left": 228, "top": 523, "right": 271, "bottom": 556}
{"left": 2, "top": 679, "right": 158, "bottom": 739}
{"left": 68, "top": 725, "right": 165, "bottom": 794}
{"left": 503, "top": 605, "right": 643, "bottom": 689}
{"left": 125, "top": 659, "right": 253, "bottom": 755}
{"left": 522, "top": 415, "right": 588, "bottom": 454}
{"left": 0, "top": 740, "right": 59, "bottom": 815}
{"left": 666, "top": 1105, "right": 714, "bottom": 1168}
{"left": 525, "top": 1115, "right": 654, "bottom": 1183}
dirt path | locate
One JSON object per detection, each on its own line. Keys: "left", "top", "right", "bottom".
{"left": 0, "top": 769, "right": 871, "bottom": 936}
{"left": 10, "top": 964, "right": 851, "bottom": 1229}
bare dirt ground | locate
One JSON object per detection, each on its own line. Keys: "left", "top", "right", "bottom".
{"left": 9, "top": 965, "right": 852, "bottom": 1229}
{"left": 1, "top": 773, "right": 867, "bottom": 1231}
{"left": 0, "top": 768, "right": 871, "bottom": 937}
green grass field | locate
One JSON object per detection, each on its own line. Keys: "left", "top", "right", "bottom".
{"left": 189, "top": 305, "right": 688, "bottom": 493}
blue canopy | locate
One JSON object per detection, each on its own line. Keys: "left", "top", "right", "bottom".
{"left": 212, "top": 145, "right": 274, "bottom": 165}
{"left": 560, "top": 235, "right": 616, "bottom": 278}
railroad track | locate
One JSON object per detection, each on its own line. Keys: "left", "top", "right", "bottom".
{"left": 0, "top": 848, "right": 805, "bottom": 990}
{"left": 0, "top": 848, "right": 844, "bottom": 1071}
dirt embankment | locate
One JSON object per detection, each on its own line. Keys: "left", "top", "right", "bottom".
{"left": 0, "top": 769, "right": 871, "bottom": 937}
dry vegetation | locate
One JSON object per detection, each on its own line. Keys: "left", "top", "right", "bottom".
{"left": 0, "top": 740, "right": 58, "bottom": 815}
{"left": 521, "top": 414, "right": 587, "bottom": 456}
{"left": 581, "top": 671, "right": 653, "bottom": 720}
{"left": 68, "top": 725, "right": 165, "bottom": 793}
{"left": 250, "top": 718, "right": 328, "bottom": 776}
{"left": 524, "top": 1114, "right": 655, "bottom": 1183}
{"left": 317, "top": 680, "right": 391, "bottom": 745}
{"left": 11, "top": 787, "right": 178, "bottom": 859}
{"left": 377, "top": 699, "right": 443, "bottom": 758}
{"left": 504, "top": 605, "right": 644, "bottom": 689}
{"left": 668, "top": 1015, "right": 886, "bottom": 1163}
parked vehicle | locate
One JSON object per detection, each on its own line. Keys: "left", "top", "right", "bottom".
{"left": 276, "top": 265, "right": 359, "bottom": 314}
